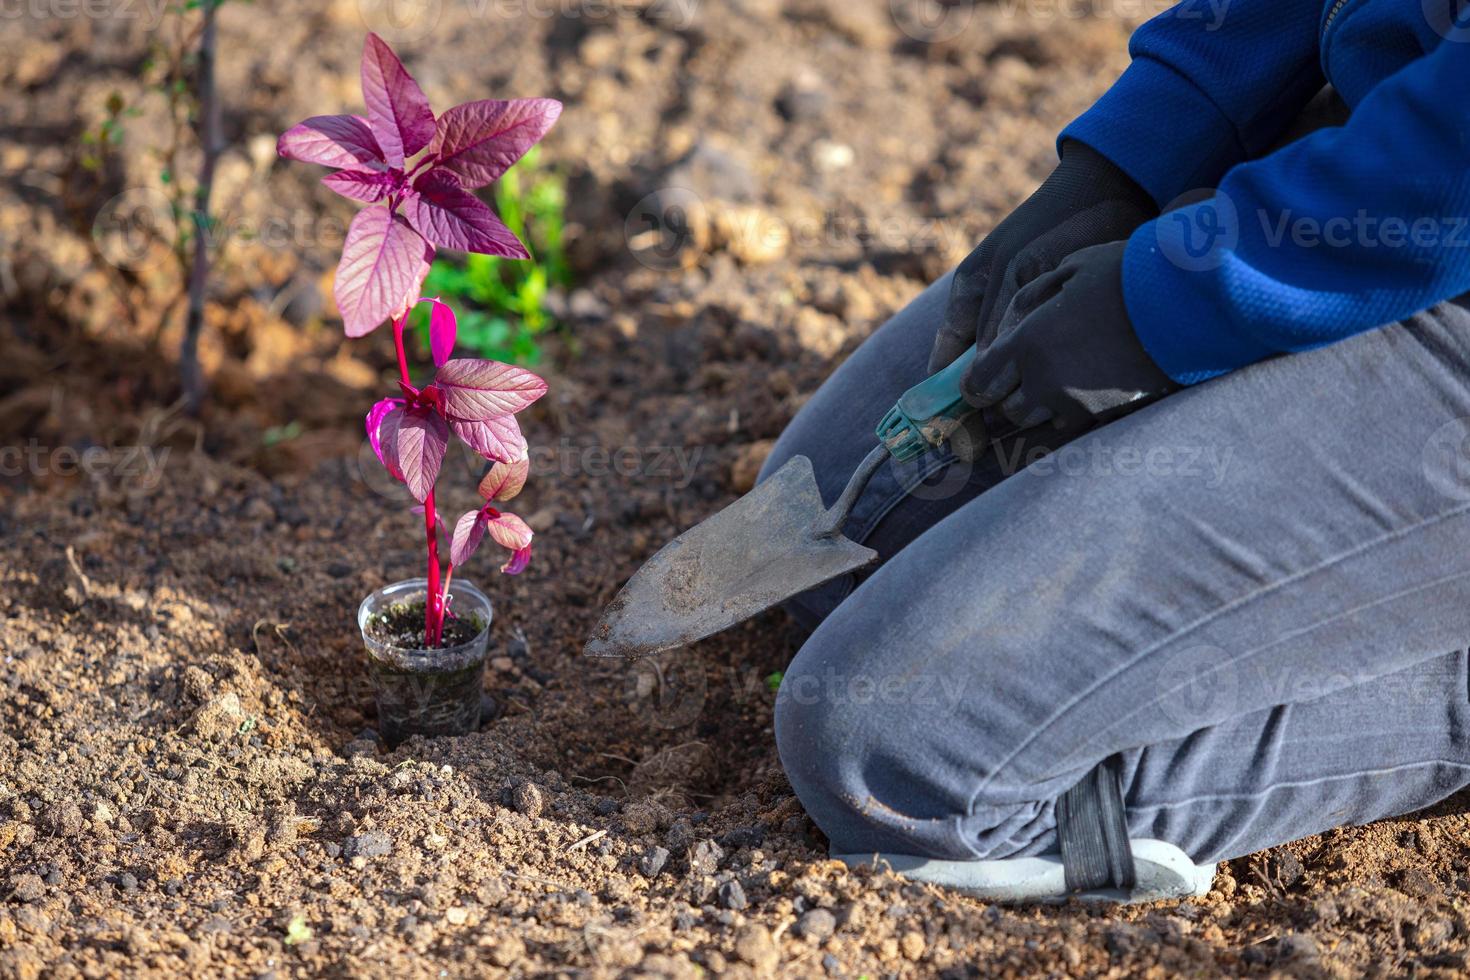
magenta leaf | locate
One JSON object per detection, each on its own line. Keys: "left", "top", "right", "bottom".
{"left": 360, "top": 33, "right": 436, "bottom": 168}
{"left": 429, "top": 98, "right": 562, "bottom": 189}
{"left": 436, "top": 358, "right": 547, "bottom": 420}
{"left": 478, "top": 456, "right": 530, "bottom": 502}
{"left": 500, "top": 545, "right": 532, "bottom": 575}
{"left": 487, "top": 512, "right": 533, "bottom": 575}
{"left": 277, "top": 114, "right": 383, "bottom": 169}
{"left": 322, "top": 169, "right": 396, "bottom": 203}
{"left": 402, "top": 171, "right": 528, "bottom": 257}
{"left": 366, "top": 397, "right": 406, "bottom": 480}
{"left": 451, "top": 415, "right": 527, "bottom": 463}
{"left": 334, "top": 208, "right": 433, "bottom": 338}
{"left": 449, "top": 509, "right": 488, "bottom": 566}
{"left": 449, "top": 507, "right": 534, "bottom": 572}
{"left": 425, "top": 298, "right": 457, "bottom": 367}
{"left": 395, "top": 406, "right": 449, "bottom": 502}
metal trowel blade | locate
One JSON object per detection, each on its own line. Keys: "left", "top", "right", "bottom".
{"left": 583, "top": 454, "right": 877, "bottom": 658}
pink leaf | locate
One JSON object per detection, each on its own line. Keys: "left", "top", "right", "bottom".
{"left": 500, "top": 544, "right": 532, "bottom": 576}
{"left": 360, "top": 33, "right": 436, "bottom": 167}
{"left": 277, "top": 114, "right": 383, "bottom": 169}
{"left": 334, "top": 208, "right": 433, "bottom": 338}
{"left": 478, "top": 456, "right": 530, "bottom": 502}
{"left": 449, "top": 509, "right": 488, "bottom": 566}
{"left": 448, "top": 506, "right": 534, "bottom": 572}
{"left": 322, "top": 169, "right": 396, "bottom": 203}
{"left": 426, "top": 298, "right": 457, "bottom": 367}
{"left": 395, "top": 406, "right": 449, "bottom": 502}
{"left": 436, "top": 358, "right": 547, "bottom": 420}
{"left": 487, "top": 512, "right": 533, "bottom": 575}
{"left": 366, "top": 397, "right": 405, "bottom": 480}
{"left": 451, "top": 415, "right": 527, "bottom": 463}
{"left": 429, "top": 98, "right": 562, "bottom": 189}
{"left": 402, "top": 170, "right": 528, "bottom": 257}
{"left": 485, "top": 511, "right": 532, "bottom": 551}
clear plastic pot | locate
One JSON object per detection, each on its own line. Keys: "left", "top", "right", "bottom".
{"left": 357, "top": 578, "right": 493, "bottom": 747}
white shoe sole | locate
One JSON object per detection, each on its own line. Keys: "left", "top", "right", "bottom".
{"left": 833, "top": 839, "right": 1216, "bottom": 904}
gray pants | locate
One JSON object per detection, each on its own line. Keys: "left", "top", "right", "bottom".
{"left": 763, "top": 278, "right": 1470, "bottom": 864}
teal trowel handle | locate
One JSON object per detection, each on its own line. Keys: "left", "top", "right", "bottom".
{"left": 875, "top": 343, "right": 982, "bottom": 462}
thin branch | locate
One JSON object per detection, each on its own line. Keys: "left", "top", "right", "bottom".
{"left": 180, "top": 0, "right": 220, "bottom": 413}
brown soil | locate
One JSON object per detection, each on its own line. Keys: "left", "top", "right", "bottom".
{"left": 4, "top": 1, "right": 1470, "bottom": 978}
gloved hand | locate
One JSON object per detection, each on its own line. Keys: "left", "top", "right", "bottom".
{"left": 963, "top": 241, "right": 1178, "bottom": 433}
{"left": 929, "top": 140, "right": 1158, "bottom": 374}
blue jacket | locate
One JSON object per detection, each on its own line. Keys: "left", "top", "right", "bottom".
{"left": 1061, "top": 0, "right": 1470, "bottom": 384}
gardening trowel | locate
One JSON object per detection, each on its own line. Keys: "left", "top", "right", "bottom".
{"left": 584, "top": 344, "right": 983, "bottom": 659}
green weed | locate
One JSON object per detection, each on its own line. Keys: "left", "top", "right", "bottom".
{"left": 411, "top": 146, "right": 570, "bottom": 365}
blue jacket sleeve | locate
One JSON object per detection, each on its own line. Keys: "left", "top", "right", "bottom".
{"left": 1125, "top": 39, "right": 1470, "bottom": 385}
{"left": 1059, "top": 0, "right": 1324, "bottom": 206}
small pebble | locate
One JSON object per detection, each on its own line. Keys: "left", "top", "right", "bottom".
{"left": 689, "top": 839, "right": 725, "bottom": 876}
{"left": 639, "top": 846, "right": 670, "bottom": 878}
{"left": 718, "top": 879, "right": 748, "bottom": 911}
{"left": 344, "top": 830, "right": 392, "bottom": 859}
{"left": 797, "top": 908, "right": 837, "bottom": 942}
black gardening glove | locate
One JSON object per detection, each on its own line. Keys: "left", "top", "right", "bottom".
{"left": 963, "top": 242, "right": 1177, "bottom": 434}
{"left": 930, "top": 140, "right": 1158, "bottom": 373}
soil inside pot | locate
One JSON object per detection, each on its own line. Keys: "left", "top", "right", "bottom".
{"left": 364, "top": 599, "right": 485, "bottom": 650}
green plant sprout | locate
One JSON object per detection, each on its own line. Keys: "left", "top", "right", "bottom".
{"left": 409, "top": 146, "right": 570, "bottom": 365}
{"left": 78, "top": 92, "right": 139, "bottom": 173}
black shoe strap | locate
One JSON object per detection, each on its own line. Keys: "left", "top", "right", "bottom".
{"left": 1056, "top": 756, "right": 1136, "bottom": 893}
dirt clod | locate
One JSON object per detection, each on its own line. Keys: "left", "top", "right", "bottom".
{"left": 510, "top": 781, "right": 546, "bottom": 818}
{"left": 8, "top": 875, "right": 45, "bottom": 904}
{"left": 488, "top": 935, "right": 525, "bottom": 968}
{"left": 797, "top": 908, "right": 837, "bottom": 942}
{"left": 734, "top": 923, "right": 780, "bottom": 973}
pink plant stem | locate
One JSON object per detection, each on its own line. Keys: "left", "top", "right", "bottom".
{"left": 423, "top": 491, "right": 444, "bottom": 646}
{"left": 392, "top": 310, "right": 444, "bottom": 647}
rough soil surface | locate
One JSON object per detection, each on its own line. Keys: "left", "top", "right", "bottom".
{"left": 5, "top": 1, "right": 1470, "bottom": 977}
